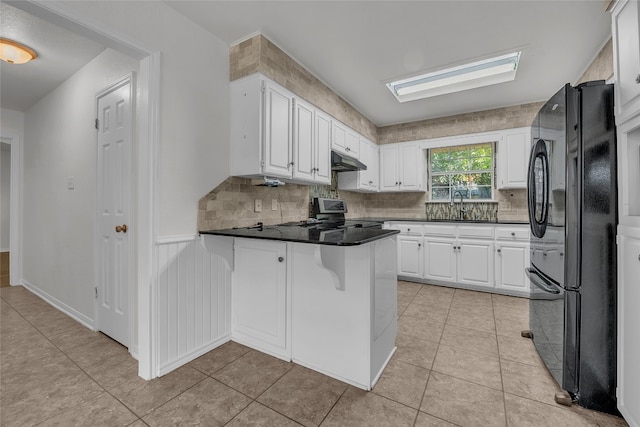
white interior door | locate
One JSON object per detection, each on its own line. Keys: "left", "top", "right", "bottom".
{"left": 96, "top": 75, "right": 133, "bottom": 347}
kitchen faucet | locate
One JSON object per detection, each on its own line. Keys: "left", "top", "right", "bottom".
{"left": 451, "top": 190, "right": 466, "bottom": 220}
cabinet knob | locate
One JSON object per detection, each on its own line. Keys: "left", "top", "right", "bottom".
{"left": 497, "top": 248, "right": 501, "bottom": 253}
{"left": 638, "top": 254, "right": 640, "bottom": 262}
{"left": 407, "top": 228, "right": 411, "bottom": 232}
{"left": 636, "top": 74, "right": 640, "bottom": 84}
{"left": 346, "top": 147, "right": 351, "bottom": 152}
{"left": 278, "top": 256, "right": 284, "bottom": 262}
{"left": 418, "top": 243, "right": 422, "bottom": 248}
{"left": 510, "top": 232, "right": 515, "bottom": 236}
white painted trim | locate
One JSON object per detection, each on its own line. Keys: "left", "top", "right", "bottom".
{"left": 397, "top": 275, "right": 531, "bottom": 298}
{"left": 158, "top": 334, "right": 231, "bottom": 376}
{"left": 137, "top": 52, "right": 161, "bottom": 380}
{"left": 156, "top": 234, "right": 198, "bottom": 245}
{"left": 0, "top": 131, "right": 23, "bottom": 287}
{"left": 17, "top": 1, "right": 161, "bottom": 380}
{"left": 21, "top": 281, "right": 95, "bottom": 329}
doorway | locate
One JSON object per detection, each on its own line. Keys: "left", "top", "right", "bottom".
{"left": 0, "top": 141, "right": 10, "bottom": 287}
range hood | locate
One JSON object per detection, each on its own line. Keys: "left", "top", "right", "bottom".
{"left": 331, "top": 150, "right": 367, "bottom": 172}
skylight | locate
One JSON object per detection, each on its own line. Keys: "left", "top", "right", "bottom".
{"left": 386, "top": 51, "right": 521, "bottom": 103}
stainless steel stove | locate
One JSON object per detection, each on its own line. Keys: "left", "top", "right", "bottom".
{"left": 310, "top": 198, "right": 382, "bottom": 230}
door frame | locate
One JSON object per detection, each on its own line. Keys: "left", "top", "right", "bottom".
{"left": 94, "top": 73, "right": 135, "bottom": 351}
{"left": 9, "top": 0, "right": 160, "bottom": 380}
{"left": 0, "top": 134, "right": 22, "bottom": 287}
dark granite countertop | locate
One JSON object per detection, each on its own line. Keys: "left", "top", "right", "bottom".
{"left": 200, "top": 225, "right": 400, "bottom": 246}
{"left": 350, "top": 217, "right": 529, "bottom": 225}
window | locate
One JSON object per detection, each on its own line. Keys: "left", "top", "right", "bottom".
{"left": 429, "top": 143, "right": 494, "bottom": 200}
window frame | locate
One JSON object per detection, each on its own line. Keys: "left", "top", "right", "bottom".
{"left": 427, "top": 141, "right": 496, "bottom": 201}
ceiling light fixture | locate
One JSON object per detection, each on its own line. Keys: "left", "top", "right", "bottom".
{"left": 386, "top": 51, "right": 521, "bottom": 102}
{"left": 0, "top": 38, "right": 37, "bottom": 64}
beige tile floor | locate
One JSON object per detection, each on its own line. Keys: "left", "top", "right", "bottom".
{"left": 0, "top": 282, "right": 629, "bottom": 427}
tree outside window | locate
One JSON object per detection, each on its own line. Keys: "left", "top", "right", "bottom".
{"left": 429, "top": 143, "right": 494, "bottom": 200}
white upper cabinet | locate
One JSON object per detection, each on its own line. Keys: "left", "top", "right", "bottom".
{"left": 292, "top": 97, "right": 315, "bottom": 182}
{"left": 331, "top": 120, "right": 360, "bottom": 158}
{"left": 314, "top": 110, "right": 332, "bottom": 185}
{"left": 292, "top": 98, "right": 331, "bottom": 184}
{"left": 230, "top": 74, "right": 331, "bottom": 185}
{"left": 338, "top": 137, "right": 379, "bottom": 192}
{"left": 231, "top": 75, "right": 293, "bottom": 179}
{"left": 612, "top": 0, "right": 640, "bottom": 125}
{"left": 380, "top": 143, "right": 425, "bottom": 192}
{"left": 497, "top": 127, "right": 531, "bottom": 189}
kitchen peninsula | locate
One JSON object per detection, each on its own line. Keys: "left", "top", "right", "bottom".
{"left": 200, "top": 215, "right": 399, "bottom": 390}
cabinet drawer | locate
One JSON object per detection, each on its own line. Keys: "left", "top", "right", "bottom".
{"left": 458, "top": 226, "right": 494, "bottom": 239}
{"left": 496, "top": 227, "right": 529, "bottom": 241}
{"left": 423, "top": 225, "right": 456, "bottom": 237}
{"left": 396, "top": 223, "right": 423, "bottom": 235}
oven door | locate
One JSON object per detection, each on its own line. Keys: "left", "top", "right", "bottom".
{"left": 527, "top": 139, "right": 550, "bottom": 238}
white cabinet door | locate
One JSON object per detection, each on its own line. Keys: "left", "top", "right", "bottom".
{"left": 424, "top": 238, "right": 456, "bottom": 283}
{"left": 314, "top": 110, "right": 332, "bottom": 185}
{"left": 233, "top": 239, "right": 288, "bottom": 357}
{"left": 612, "top": 0, "right": 640, "bottom": 124}
{"left": 380, "top": 145, "right": 399, "bottom": 191}
{"left": 369, "top": 143, "right": 380, "bottom": 191}
{"left": 498, "top": 129, "right": 530, "bottom": 189}
{"left": 332, "top": 120, "right": 347, "bottom": 154}
{"left": 346, "top": 129, "right": 360, "bottom": 158}
{"left": 397, "top": 236, "right": 423, "bottom": 278}
{"left": 398, "top": 143, "right": 422, "bottom": 191}
{"left": 457, "top": 239, "right": 494, "bottom": 288}
{"left": 292, "top": 98, "right": 315, "bottom": 182}
{"left": 618, "top": 231, "right": 640, "bottom": 426}
{"left": 495, "top": 243, "right": 530, "bottom": 293}
{"left": 358, "top": 139, "right": 371, "bottom": 189}
{"left": 263, "top": 82, "right": 293, "bottom": 178}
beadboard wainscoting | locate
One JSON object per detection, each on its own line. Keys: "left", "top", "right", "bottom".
{"left": 155, "top": 235, "right": 232, "bottom": 375}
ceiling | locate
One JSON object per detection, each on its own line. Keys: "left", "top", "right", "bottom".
{"left": 1, "top": 1, "right": 612, "bottom": 126}
{"left": 0, "top": 2, "right": 105, "bottom": 112}
{"left": 167, "top": 0, "right": 612, "bottom": 126}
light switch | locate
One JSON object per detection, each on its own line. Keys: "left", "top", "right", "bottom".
{"left": 67, "top": 176, "right": 75, "bottom": 190}
{"left": 271, "top": 199, "right": 278, "bottom": 211}
{"left": 254, "top": 199, "right": 262, "bottom": 212}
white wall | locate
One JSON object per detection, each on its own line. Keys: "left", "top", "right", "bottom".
{"left": 23, "top": 48, "right": 139, "bottom": 320}
{"left": 59, "top": 1, "right": 231, "bottom": 237}
{"left": 0, "top": 143, "right": 10, "bottom": 251}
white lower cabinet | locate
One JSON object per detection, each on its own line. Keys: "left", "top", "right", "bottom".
{"left": 495, "top": 242, "right": 530, "bottom": 293}
{"left": 617, "top": 226, "right": 640, "bottom": 427}
{"left": 391, "top": 221, "right": 529, "bottom": 296}
{"left": 232, "top": 238, "right": 288, "bottom": 360}
{"left": 424, "top": 238, "right": 457, "bottom": 283}
{"left": 397, "top": 235, "right": 423, "bottom": 278}
{"left": 457, "top": 240, "right": 494, "bottom": 288}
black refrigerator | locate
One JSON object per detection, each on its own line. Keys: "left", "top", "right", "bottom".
{"left": 526, "top": 81, "right": 618, "bottom": 414}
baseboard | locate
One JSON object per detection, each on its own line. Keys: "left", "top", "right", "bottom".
{"left": 157, "top": 334, "right": 231, "bottom": 377}
{"left": 397, "top": 276, "right": 531, "bottom": 298}
{"left": 21, "top": 280, "right": 95, "bottom": 329}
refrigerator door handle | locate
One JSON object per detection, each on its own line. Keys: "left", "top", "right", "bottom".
{"left": 525, "top": 267, "right": 561, "bottom": 294}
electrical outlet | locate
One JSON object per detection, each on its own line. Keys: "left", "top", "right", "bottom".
{"left": 254, "top": 199, "right": 262, "bottom": 212}
{"left": 271, "top": 199, "right": 278, "bottom": 211}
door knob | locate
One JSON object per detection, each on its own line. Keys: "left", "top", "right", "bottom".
{"left": 115, "top": 224, "right": 128, "bottom": 233}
